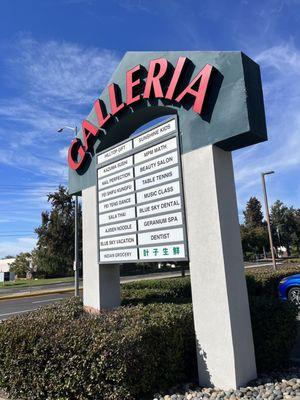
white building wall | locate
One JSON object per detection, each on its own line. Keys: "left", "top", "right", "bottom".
{"left": 0, "top": 258, "right": 15, "bottom": 272}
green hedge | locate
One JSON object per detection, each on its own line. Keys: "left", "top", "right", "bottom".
{"left": 121, "top": 264, "right": 300, "bottom": 301}
{"left": 122, "top": 276, "right": 191, "bottom": 305}
{"left": 249, "top": 295, "right": 297, "bottom": 371}
{"left": 0, "top": 266, "right": 298, "bottom": 399}
{"left": 245, "top": 264, "right": 300, "bottom": 297}
{"left": 0, "top": 299, "right": 196, "bottom": 400}
{"left": 122, "top": 274, "right": 298, "bottom": 371}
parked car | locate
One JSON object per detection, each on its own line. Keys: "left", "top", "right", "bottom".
{"left": 279, "top": 274, "right": 300, "bottom": 306}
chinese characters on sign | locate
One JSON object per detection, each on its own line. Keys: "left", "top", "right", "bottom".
{"left": 96, "top": 118, "right": 188, "bottom": 263}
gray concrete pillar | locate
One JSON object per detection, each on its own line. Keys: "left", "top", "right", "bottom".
{"left": 82, "top": 185, "right": 120, "bottom": 311}
{"left": 181, "top": 144, "right": 256, "bottom": 389}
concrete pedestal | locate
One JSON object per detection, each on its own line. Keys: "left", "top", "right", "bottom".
{"left": 181, "top": 145, "right": 257, "bottom": 389}
{"left": 82, "top": 185, "right": 120, "bottom": 311}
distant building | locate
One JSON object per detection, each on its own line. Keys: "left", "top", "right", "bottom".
{"left": 277, "top": 246, "right": 288, "bottom": 258}
{"left": 0, "top": 258, "right": 15, "bottom": 272}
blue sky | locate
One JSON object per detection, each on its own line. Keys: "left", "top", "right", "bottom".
{"left": 0, "top": 0, "right": 299, "bottom": 258}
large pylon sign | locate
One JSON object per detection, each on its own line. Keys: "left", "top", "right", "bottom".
{"left": 68, "top": 51, "right": 267, "bottom": 390}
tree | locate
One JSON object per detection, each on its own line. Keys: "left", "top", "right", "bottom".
{"left": 240, "top": 197, "right": 268, "bottom": 259}
{"left": 270, "top": 201, "right": 297, "bottom": 256}
{"left": 291, "top": 208, "right": 300, "bottom": 254}
{"left": 9, "top": 252, "right": 31, "bottom": 277}
{"left": 34, "top": 186, "right": 82, "bottom": 277}
{"left": 240, "top": 225, "right": 268, "bottom": 259}
{"left": 243, "top": 197, "right": 264, "bottom": 229}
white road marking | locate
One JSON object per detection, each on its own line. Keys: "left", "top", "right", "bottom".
{"left": 32, "top": 297, "right": 64, "bottom": 304}
{"left": 0, "top": 309, "right": 37, "bottom": 317}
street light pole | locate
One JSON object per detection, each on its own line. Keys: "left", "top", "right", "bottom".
{"left": 57, "top": 125, "right": 80, "bottom": 296}
{"left": 261, "top": 171, "right": 276, "bottom": 270}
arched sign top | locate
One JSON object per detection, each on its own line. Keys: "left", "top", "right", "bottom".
{"left": 69, "top": 51, "right": 267, "bottom": 195}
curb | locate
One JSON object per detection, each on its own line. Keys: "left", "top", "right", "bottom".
{"left": 0, "top": 271, "right": 190, "bottom": 302}
{"left": 0, "top": 272, "right": 189, "bottom": 301}
{"left": 0, "top": 287, "right": 81, "bottom": 301}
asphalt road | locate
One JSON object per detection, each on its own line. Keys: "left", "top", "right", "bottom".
{"left": 0, "top": 263, "right": 284, "bottom": 321}
{"left": 0, "top": 271, "right": 188, "bottom": 320}
{"left": 0, "top": 280, "right": 78, "bottom": 295}
{"left": 0, "top": 271, "right": 188, "bottom": 296}
{"left": 0, "top": 261, "right": 280, "bottom": 297}
{"left": 0, "top": 292, "right": 73, "bottom": 321}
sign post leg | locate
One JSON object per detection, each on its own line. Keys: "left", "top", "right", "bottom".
{"left": 182, "top": 145, "right": 257, "bottom": 389}
{"left": 82, "top": 186, "right": 120, "bottom": 311}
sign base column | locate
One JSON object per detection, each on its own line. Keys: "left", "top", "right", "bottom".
{"left": 182, "top": 144, "right": 257, "bottom": 389}
{"left": 82, "top": 185, "right": 120, "bottom": 311}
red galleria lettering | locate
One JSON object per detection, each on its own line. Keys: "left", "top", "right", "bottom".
{"left": 68, "top": 56, "right": 215, "bottom": 170}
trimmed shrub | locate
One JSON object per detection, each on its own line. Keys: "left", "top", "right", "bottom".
{"left": 0, "top": 266, "right": 298, "bottom": 399}
{"left": 122, "top": 276, "right": 191, "bottom": 305}
{"left": 122, "top": 273, "right": 298, "bottom": 371}
{"left": 0, "top": 299, "right": 196, "bottom": 400}
{"left": 123, "top": 264, "right": 300, "bottom": 302}
{"left": 249, "top": 295, "right": 297, "bottom": 371}
{"left": 245, "top": 264, "right": 300, "bottom": 297}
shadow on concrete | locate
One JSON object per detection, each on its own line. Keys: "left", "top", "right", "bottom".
{"left": 195, "top": 339, "right": 212, "bottom": 387}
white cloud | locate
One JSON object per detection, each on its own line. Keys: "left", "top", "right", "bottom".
{"left": 8, "top": 36, "right": 119, "bottom": 105}
{"left": 233, "top": 41, "right": 300, "bottom": 214}
{"left": 115, "top": 0, "right": 153, "bottom": 13}
{"left": 255, "top": 42, "right": 300, "bottom": 74}
{"left": 0, "top": 36, "right": 120, "bottom": 253}
{"left": 59, "top": 147, "right": 69, "bottom": 160}
{"left": 0, "top": 237, "right": 37, "bottom": 259}
{"left": 0, "top": 36, "right": 120, "bottom": 211}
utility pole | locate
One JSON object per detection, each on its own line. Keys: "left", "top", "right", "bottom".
{"left": 261, "top": 171, "right": 276, "bottom": 270}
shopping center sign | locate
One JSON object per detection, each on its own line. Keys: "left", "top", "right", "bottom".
{"left": 68, "top": 51, "right": 267, "bottom": 390}
{"left": 68, "top": 58, "right": 214, "bottom": 171}
{"left": 68, "top": 51, "right": 267, "bottom": 194}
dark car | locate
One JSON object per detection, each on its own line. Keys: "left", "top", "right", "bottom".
{"left": 279, "top": 274, "right": 300, "bottom": 306}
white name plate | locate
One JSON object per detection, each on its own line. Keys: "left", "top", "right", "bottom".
{"left": 100, "top": 234, "right": 137, "bottom": 249}
{"left": 138, "top": 227, "right": 184, "bottom": 245}
{"left": 99, "top": 207, "right": 136, "bottom": 225}
{"left": 97, "top": 140, "right": 133, "bottom": 164}
{"left": 137, "top": 196, "right": 182, "bottom": 218}
{"left": 135, "top": 151, "right": 178, "bottom": 177}
{"left": 98, "top": 168, "right": 133, "bottom": 189}
{"left": 100, "top": 248, "right": 138, "bottom": 262}
{"left": 98, "top": 156, "right": 133, "bottom": 178}
{"left": 138, "top": 211, "right": 182, "bottom": 231}
{"left": 133, "top": 119, "right": 176, "bottom": 148}
{"left": 99, "top": 181, "right": 134, "bottom": 201}
{"left": 99, "top": 220, "right": 137, "bottom": 237}
{"left": 99, "top": 193, "right": 136, "bottom": 213}
{"left": 139, "top": 243, "right": 185, "bottom": 259}
{"left": 135, "top": 166, "right": 179, "bottom": 191}
{"left": 136, "top": 181, "right": 180, "bottom": 204}
{"left": 134, "top": 137, "right": 177, "bottom": 164}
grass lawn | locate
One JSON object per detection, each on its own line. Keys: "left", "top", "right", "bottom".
{"left": 0, "top": 276, "right": 75, "bottom": 289}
